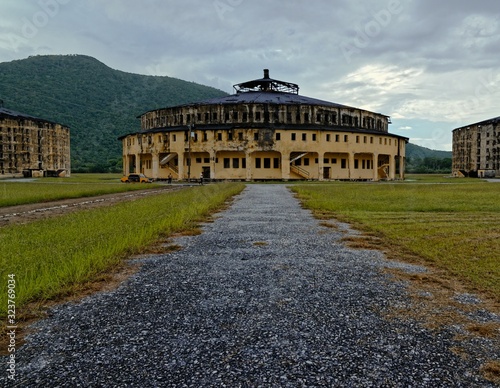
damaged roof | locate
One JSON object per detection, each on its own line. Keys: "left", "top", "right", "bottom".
{"left": 0, "top": 107, "right": 65, "bottom": 126}
{"left": 140, "top": 69, "right": 389, "bottom": 117}
{"left": 453, "top": 116, "right": 500, "bottom": 131}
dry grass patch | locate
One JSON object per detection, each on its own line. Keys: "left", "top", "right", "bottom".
{"left": 319, "top": 221, "right": 339, "bottom": 230}
{"left": 341, "top": 235, "right": 386, "bottom": 250}
{"left": 142, "top": 240, "right": 184, "bottom": 255}
{"left": 481, "top": 361, "right": 500, "bottom": 385}
{"left": 466, "top": 322, "right": 500, "bottom": 338}
{"left": 383, "top": 266, "right": 500, "bottom": 384}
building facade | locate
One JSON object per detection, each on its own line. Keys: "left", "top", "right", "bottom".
{"left": 120, "top": 70, "right": 407, "bottom": 181}
{"left": 452, "top": 116, "right": 500, "bottom": 178}
{"left": 0, "top": 107, "right": 71, "bottom": 177}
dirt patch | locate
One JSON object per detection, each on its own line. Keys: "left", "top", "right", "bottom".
{"left": 336, "top": 224, "right": 500, "bottom": 384}
{"left": 0, "top": 185, "right": 183, "bottom": 227}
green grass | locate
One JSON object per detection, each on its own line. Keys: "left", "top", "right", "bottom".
{"left": 0, "top": 183, "right": 245, "bottom": 317}
{"left": 292, "top": 180, "right": 500, "bottom": 298}
{"left": 0, "top": 173, "right": 161, "bottom": 207}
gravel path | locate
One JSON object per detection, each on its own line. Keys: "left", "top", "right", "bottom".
{"left": 3, "top": 185, "right": 498, "bottom": 387}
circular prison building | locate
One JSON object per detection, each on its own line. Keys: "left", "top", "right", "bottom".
{"left": 120, "top": 70, "right": 407, "bottom": 181}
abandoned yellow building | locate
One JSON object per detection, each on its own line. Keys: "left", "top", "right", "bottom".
{"left": 0, "top": 106, "right": 71, "bottom": 177}
{"left": 452, "top": 116, "right": 500, "bottom": 178}
{"left": 120, "top": 70, "right": 407, "bottom": 181}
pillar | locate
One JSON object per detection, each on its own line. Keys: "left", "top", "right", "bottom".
{"left": 135, "top": 154, "right": 141, "bottom": 174}
{"left": 245, "top": 151, "right": 253, "bottom": 181}
{"left": 122, "top": 155, "right": 128, "bottom": 175}
{"left": 348, "top": 153, "right": 355, "bottom": 180}
{"left": 152, "top": 153, "right": 160, "bottom": 179}
{"left": 389, "top": 155, "right": 396, "bottom": 180}
{"left": 372, "top": 153, "right": 379, "bottom": 181}
{"left": 318, "top": 152, "right": 324, "bottom": 181}
{"left": 281, "top": 152, "right": 290, "bottom": 181}
{"left": 178, "top": 152, "right": 185, "bottom": 180}
{"left": 399, "top": 156, "right": 405, "bottom": 180}
{"left": 210, "top": 150, "right": 217, "bottom": 180}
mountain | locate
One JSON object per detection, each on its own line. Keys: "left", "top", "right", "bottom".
{"left": 405, "top": 143, "right": 452, "bottom": 173}
{"left": 406, "top": 143, "right": 452, "bottom": 160}
{"left": 0, "top": 55, "right": 453, "bottom": 173}
{"left": 0, "top": 55, "right": 228, "bottom": 172}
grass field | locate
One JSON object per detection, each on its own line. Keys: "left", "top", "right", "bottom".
{"left": 0, "top": 183, "right": 245, "bottom": 317}
{"left": 292, "top": 178, "right": 500, "bottom": 299}
{"left": 0, "top": 173, "right": 161, "bottom": 207}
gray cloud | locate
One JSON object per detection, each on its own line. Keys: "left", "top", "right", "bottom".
{"left": 0, "top": 0, "right": 499, "bottom": 150}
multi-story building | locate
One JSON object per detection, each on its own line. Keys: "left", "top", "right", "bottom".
{"left": 452, "top": 116, "right": 500, "bottom": 178}
{"left": 0, "top": 106, "right": 71, "bottom": 177}
{"left": 120, "top": 70, "right": 407, "bottom": 181}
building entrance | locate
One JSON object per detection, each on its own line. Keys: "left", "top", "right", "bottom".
{"left": 202, "top": 166, "right": 210, "bottom": 179}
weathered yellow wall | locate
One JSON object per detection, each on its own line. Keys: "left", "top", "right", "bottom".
{"left": 123, "top": 127, "right": 405, "bottom": 181}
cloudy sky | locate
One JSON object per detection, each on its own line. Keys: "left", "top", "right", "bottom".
{"left": 1, "top": 0, "right": 499, "bottom": 151}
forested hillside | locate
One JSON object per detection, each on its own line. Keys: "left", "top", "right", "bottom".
{"left": 0, "top": 55, "right": 452, "bottom": 173}
{"left": 405, "top": 143, "right": 452, "bottom": 173}
{"left": 0, "top": 55, "right": 227, "bottom": 172}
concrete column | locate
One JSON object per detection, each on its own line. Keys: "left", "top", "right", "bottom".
{"left": 399, "top": 156, "right": 405, "bottom": 180}
{"left": 318, "top": 152, "right": 324, "bottom": 181}
{"left": 348, "top": 153, "right": 355, "bottom": 180}
{"left": 152, "top": 153, "right": 159, "bottom": 179}
{"left": 245, "top": 151, "right": 253, "bottom": 181}
{"left": 389, "top": 155, "right": 396, "bottom": 180}
{"left": 123, "top": 155, "right": 129, "bottom": 175}
{"left": 372, "top": 153, "right": 379, "bottom": 181}
{"left": 178, "top": 152, "right": 185, "bottom": 180}
{"left": 135, "top": 154, "right": 141, "bottom": 174}
{"left": 281, "top": 152, "right": 290, "bottom": 180}
{"left": 210, "top": 150, "right": 216, "bottom": 180}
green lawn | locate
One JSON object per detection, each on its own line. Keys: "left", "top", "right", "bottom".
{"left": 292, "top": 179, "right": 500, "bottom": 298}
{"left": 0, "top": 183, "right": 245, "bottom": 317}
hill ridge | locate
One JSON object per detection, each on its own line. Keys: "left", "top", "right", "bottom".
{"left": 0, "top": 54, "right": 450, "bottom": 172}
{"left": 0, "top": 54, "right": 228, "bottom": 172}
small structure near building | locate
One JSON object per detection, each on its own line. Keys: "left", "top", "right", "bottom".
{"left": 0, "top": 106, "right": 71, "bottom": 177}
{"left": 119, "top": 70, "right": 407, "bottom": 181}
{"left": 452, "top": 116, "right": 499, "bottom": 178}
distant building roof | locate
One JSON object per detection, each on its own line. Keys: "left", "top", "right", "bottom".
{"left": 454, "top": 116, "right": 500, "bottom": 131}
{"left": 0, "top": 107, "right": 66, "bottom": 127}
{"left": 140, "top": 69, "right": 389, "bottom": 118}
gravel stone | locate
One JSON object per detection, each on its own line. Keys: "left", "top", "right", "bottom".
{"left": 2, "top": 185, "right": 498, "bottom": 387}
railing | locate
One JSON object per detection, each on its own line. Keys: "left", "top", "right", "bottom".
{"left": 168, "top": 162, "right": 179, "bottom": 174}
{"left": 290, "top": 164, "right": 310, "bottom": 178}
